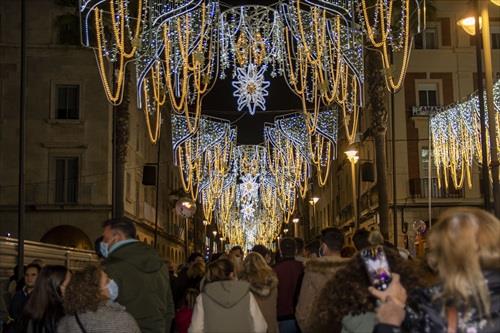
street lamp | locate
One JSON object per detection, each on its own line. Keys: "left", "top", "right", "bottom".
{"left": 203, "top": 220, "right": 208, "bottom": 246}
{"left": 457, "top": 16, "right": 481, "bottom": 36}
{"left": 308, "top": 195, "right": 319, "bottom": 231}
{"left": 309, "top": 196, "right": 320, "bottom": 206}
{"left": 219, "top": 237, "right": 224, "bottom": 251}
{"left": 292, "top": 217, "right": 300, "bottom": 236}
{"left": 345, "top": 146, "right": 359, "bottom": 229}
{"left": 458, "top": 0, "right": 500, "bottom": 217}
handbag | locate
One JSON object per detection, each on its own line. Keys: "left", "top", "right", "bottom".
{"left": 74, "top": 314, "right": 88, "bottom": 333}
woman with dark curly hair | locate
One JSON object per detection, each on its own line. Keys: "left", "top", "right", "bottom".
{"left": 57, "top": 265, "right": 140, "bottom": 333}
{"left": 308, "top": 247, "right": 425, "bottom": 333}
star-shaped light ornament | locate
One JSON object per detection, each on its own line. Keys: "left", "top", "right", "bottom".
{"left": 240, "top": 173, "right": 259, "bottom": 199}
{"left": 241, "top": 202, "right": 256, "bottom": 220}
{"left": 232, "top": 63, "right": 270, "bottom": 115}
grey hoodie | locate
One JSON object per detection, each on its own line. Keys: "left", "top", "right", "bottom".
{"left": 189, "top": 280, "right": 267, "bottom": 333}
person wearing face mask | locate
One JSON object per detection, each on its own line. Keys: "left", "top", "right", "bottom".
{"left": 295, "top": 227, "right": 348, "bottom": 333}
{"left": 100, "top": 217, "right": 174, "bottom": 333}
{"left": 57, "top": 265, "right": 140, "bottom": 333}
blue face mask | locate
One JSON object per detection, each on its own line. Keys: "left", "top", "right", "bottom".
{"left": 100, "top": 242, "right": 110, "bottom": 258}
{"left": 107, "top": 279, "right": 119, "bottom": 301}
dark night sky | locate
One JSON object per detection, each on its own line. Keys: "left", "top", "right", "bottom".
{"left": 202, "top": 70, "right": 304, "bottom": 145}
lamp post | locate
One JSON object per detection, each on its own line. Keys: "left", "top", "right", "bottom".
{"left": 212, "top": 230, "right": 217, "bottom": 253}
{"left": 345, "top": 146, "right": 359, "bottom": 230}
{"left": 219, "top": 237, "right": 225, "bottom": 252}
{"left": 292, "top": 217, "right": 300, "bottom": 237}
{"left": 309, "top": 196, "right": 319, "bottom": 232}
{"left": 458, "top": 0, "right": 500, "bottom": 217}
{"left": 203, "top": 220, "right": 208, "bottom": 246}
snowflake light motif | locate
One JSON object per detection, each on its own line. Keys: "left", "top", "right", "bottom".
{"left": 240, "top": 173, "right": 259, "bottom": 199}
{"left": 232, "top": 64, "right": 270, "bottom": 115}
{"left": 241, "top": 203, "right": 256, "bottom": 221}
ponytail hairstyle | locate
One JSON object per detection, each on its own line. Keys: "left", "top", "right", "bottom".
{"left": 205, "top": 258, "right": 234, "bottom": 287}
{"left": 427, "top": 207, "right": 500, "bottom": 316}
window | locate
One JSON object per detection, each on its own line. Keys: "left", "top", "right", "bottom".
{"left": 415, "top": 28, "right": 438, "bottom": 49}
{"left": 492, "top": 33, "right": 500, "bottom": 49}
{"left": 56, "top": 85, "right": 79, "bottom": 119}
{"left": 421, "top": 148, "right": 432, "bottom": 177}
{"left": 417, "top": 83, "right": 439, "bottom": 106}
{"left": 54, "top": 157, "right": 79, "bottom": 203}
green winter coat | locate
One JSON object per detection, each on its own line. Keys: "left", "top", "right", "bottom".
{"left": 104, "top": 241, "right": 174, "bottom": 333}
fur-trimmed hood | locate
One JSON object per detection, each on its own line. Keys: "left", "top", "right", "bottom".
{"left": 249, "top": 275, "right": 278, "bottom": 297}
{"left": 304, "top": 256, "right": 349, "bottom": 275}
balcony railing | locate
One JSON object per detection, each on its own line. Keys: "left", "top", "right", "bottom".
{"left": 411, "top": 106, "right": 446, "bottom": 117}
{"left": 409, "top": 178, "right": 464, "bottom": 199}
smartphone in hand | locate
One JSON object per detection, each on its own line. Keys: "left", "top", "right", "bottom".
{"left": 360, "top": 245, "right": 392, "bottom": 291}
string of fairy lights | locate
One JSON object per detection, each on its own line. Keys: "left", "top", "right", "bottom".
{"left": 430, "top": 79, "right": 500, "bottom": 190}
{"left": 171, "top": 109, "right": 337, "bottom": 249}
{"left": 80, "top": 0, "right": 425, "bottom": 247}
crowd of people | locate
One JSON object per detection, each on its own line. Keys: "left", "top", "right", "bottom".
{"left": 0, "top": 206, "right": 499, "bottom": 333}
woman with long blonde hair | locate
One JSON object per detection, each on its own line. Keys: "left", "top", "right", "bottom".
{"left": 240, "top": 252, "right": 279, "bottom": 333}
{"left": 407, "top": 207, "right": 500, "bottom": 332}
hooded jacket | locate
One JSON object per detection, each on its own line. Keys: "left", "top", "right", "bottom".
{"left": 296, "top": 255, "right": 348, "bottom": 333}
{"left": 188, "top": 280, "right": 267, "bottom": 333}
{"left": 103, "top": 241, "right": 174, "bottom": 333}
{"left": 248, "top": 275, "right": 279, "bottom": 333}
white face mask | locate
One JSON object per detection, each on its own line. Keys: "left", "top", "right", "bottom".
{"left": 107, "top": 280, "right": 119, "bottom": 301}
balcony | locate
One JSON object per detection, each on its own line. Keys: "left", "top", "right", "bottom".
{"left": 409, "top": 178, "right": 464, "bottom": 199}
{"left": 411, "top": 106, "right": 446, "bottom": 117}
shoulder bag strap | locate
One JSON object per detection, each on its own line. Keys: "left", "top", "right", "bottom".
{"left": 74, "top": 314, "right": 88, "bottom": 333}
{"left": 446, "top": 306, "right": 458, "bottom": 333}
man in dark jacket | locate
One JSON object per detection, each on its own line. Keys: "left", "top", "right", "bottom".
{"left": 8, "top": 263, "right": 40, "bottom": 329}
{"left": 273, "top": 237, "right": 303, "bottom": 333}
{"left": 101, "top": 217, "right": 175, "bottom": 333}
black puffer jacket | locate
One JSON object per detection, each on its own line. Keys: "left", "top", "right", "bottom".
{"left": 405, "top": 270, "right": 500, "bottom": 333}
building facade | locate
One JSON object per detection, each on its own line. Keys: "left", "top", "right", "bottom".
{"left": 0, "top": 0, "right": 190, "bottom": 267}
{"left": 308, "top": 0, "right": 500, "bottom": 247}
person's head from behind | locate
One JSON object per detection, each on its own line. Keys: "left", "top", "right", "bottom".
{"left": 294, "top": 238, "right": 305, "bottom": 256}
{"left": 187, "top": 261, "right": 206, "bottom": 279}
{"left": 241, "top": 252, "right": 275, "bottom": 287}
{"left": 251, "top": 244, "right": 272, "bottom": 264}
{"left": 31, "top": 259, "right": 45, "bottom": 268}
{"left": 101, "top": 217, "right": 137, "bottom": 257}
{"left": 229, "top": 246, "right": 244, "bottom": 261}
{"left": 279, "top": 237, "right": 296, "bottom": 259}
{"left": 23, "top": 265, "right": 70, "bottom": 320}
{"left": 320, "top": 227, "right": 344, "bottom": 256}
{"left": 427, "top": 207, "right": 500, "bottom": 316}
{"left": 188, "top": 252, "right": 204, "bottom": 265}
{"left": 24, "top": 263, "right": 41, "bottom": 291}
{"left": 205, "top": 258, "right": 235, "bottom": 285}
{"left": 63, "top": 265, "right": 116, "bottom": 315}
{"left": 340, "top": 246, "right": 356, "bottom": 258}
{"left": 352, "top": 228, "right": 370, "bottom": 251}
{"left": 304, "top": 239, "right": 320, "bottom": 259}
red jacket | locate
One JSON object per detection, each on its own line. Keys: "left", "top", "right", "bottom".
{"left": 175, "top": 307, "right": 193, "bottom": 333}
{"left": 273, "top": 259, "right": 304, "bottom": 320}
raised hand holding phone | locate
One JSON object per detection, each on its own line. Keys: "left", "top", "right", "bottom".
{"left": 360, "top": 245, "right": 393, "bottom": 291}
